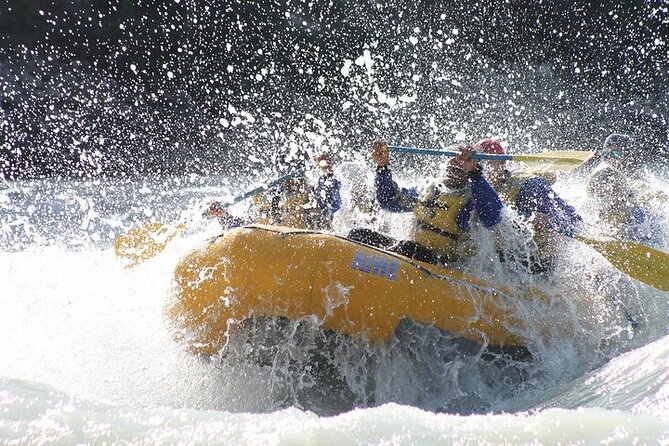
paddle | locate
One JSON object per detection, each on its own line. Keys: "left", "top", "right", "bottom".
{"left": 574, "top": 235, "right": 669, "bottom": 292}
{"left": 388, "top": 146, "right": 593, "bottom": 171}
{"left": 114, "top": 168, "right": 306, "bottom": 268}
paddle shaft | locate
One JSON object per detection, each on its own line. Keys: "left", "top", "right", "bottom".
{"left": 389, "top": 145, "right": 512, "bottom": 161}
{"left": 224, "top": 168, "right": 306, "bottom": 207}
{"left": 115, "top": 168, "right": 307, "bottom": 267}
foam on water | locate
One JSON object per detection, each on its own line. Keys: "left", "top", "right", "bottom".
{"left": 1, "top": 166, "right": 669, "bottom": 442}
{"left": 2, "top": 377, "right": 669, "bottom": 445}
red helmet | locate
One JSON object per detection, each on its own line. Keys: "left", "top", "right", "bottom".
{"left": 474, "top": 138, "right": 506, "bottom": 155}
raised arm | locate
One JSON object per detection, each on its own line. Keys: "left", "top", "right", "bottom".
{"left": 371, "top": 140, "right": 419, "bottom": 212}
{"left": 468, "top": 173, "right": 503, "bottom": 228}
{"left": 455, "top": 169, "right": 503, "bottom": 230}
{"left": 204, "top": 201, "right": 250, "bottom": 230}
{"left": 374, "top": 166, "right": 420, "bottom": 212}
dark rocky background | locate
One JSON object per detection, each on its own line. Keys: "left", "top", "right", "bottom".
{"left": 1, "top": 0, "right": 668, "bottom": 179}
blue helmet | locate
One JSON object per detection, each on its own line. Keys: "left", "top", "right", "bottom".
{"left": 601, "top": 133, "right": 635, "bottom": 159}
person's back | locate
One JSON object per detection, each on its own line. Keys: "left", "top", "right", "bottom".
{"left": 582, "top": 133, "right": 662, "bottom": 246}
{"left": 586, "top": 162, "right": 659, "bottom": 246}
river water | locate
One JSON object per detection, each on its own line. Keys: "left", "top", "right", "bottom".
{"left": 1, "top": 165, "right": 669, "bottom": 444}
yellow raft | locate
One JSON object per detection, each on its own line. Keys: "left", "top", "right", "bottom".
{"left": 166, "top": 225, "right": 549, "bottom": 356}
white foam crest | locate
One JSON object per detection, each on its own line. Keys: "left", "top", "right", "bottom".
{"left": 2, "top": 380, "right": 668, "bottom": 445}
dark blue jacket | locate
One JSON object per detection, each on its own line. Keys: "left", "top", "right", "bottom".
{"left": 622, "top": 204, "right": 653, "bottom": 244}
{"left": 374, "top": 166, "right": 502, "bottom": 230}
{"left": 314, "top": 173, "right": 342, "bottom": 220}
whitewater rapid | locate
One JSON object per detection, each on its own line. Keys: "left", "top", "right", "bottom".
{"left": 1, "top": 168, "right": 669, "bottom": 444}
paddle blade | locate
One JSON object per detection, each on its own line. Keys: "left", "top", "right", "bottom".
{"left": 512, "top": 150, "right": 593, "bottom": 171}
{"left": 575, "top": 236, "right": 669, "bottom": 291}
{"left": 114, "top": 223, "right": 183, "bottom": 268}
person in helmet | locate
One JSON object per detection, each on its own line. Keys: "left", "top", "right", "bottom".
{"left": 471, "top": 138, "right": 582, "bottom": 273}
{"left": 348, "top": 139, "right": 503, "bottom": 266}
{"left": 206, "top": 150, "right": 341, "bottom": 231}
{"left": 580, "top": 135, "right": 660, "bottom": 246}
{"left": 585, "top": 165, "right": 655, "bottom": 242}
{"left": 577, "top": 133, "right": 638, "bottom": 176}
{"left": 312, "top": 152, "right": 343, "bottom": 228}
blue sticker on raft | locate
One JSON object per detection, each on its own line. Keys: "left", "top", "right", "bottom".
{"left": 350, "top": 250, "right": 399, "bottom": 281}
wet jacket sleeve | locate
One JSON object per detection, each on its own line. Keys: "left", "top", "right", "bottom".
{"left": 456, "top": 175, "right": 503, "bottom": 230}
{"left": 624, "top": 205, "right": 647, "bottom": 240}
{"left": 516, "top": 177, "right": 582, "bottom": 236}
{"left": 314, "top": 173, "right": 342, "bottom": 215}
{"left": 374, "top": 166, "right": 419, "bottom": 212}
{"left": 621, "top": 203, "right": 661, "bottom": 246}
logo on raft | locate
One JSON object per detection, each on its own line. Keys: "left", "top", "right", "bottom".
{"left": 350, "top": 250, "right": 399, "bottom": 281}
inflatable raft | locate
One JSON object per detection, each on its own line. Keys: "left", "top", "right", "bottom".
{"left": 166, "top": 225, "right": 551, "bottom": 357}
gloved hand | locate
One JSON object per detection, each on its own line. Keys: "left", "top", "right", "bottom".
{"left": 371, "top": 139, "right": 389, "bottom": 168}
{"left": 204, "top": 201, "right": 228, "bottom": 219}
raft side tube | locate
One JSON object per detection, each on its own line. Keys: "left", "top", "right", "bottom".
{"left": 166, "top": 225, "right": 534, "bottom": 355}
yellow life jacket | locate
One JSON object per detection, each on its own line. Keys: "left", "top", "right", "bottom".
{"left": 411, "top": 184, "right": 471, "bottom": 263}
{"left": 252, "top": 193, "right": 276, "bottom": 225}
{"left": 630, "top": 179, "right": 668, "bottom": 207}
{"left": 253, "top": 178, "right": 313, "bottom": 229}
